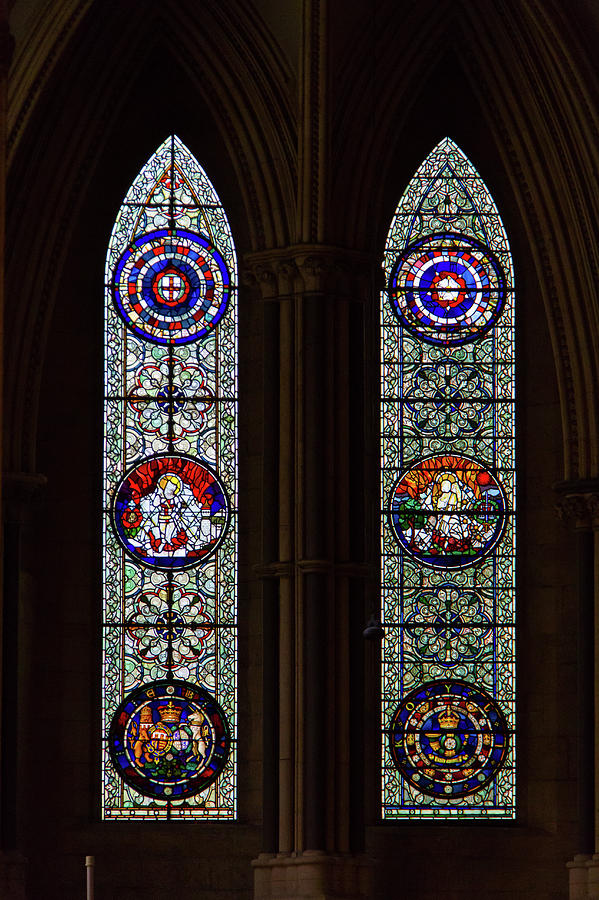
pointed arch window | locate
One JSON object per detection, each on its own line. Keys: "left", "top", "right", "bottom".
{"left": 102, "top": 136, "right": 237, "bottom": 820}
{"left": 381, "top": 138, "right": 515, "bottom": 819}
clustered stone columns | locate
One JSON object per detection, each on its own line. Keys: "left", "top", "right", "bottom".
{"left": 557, "top": 484, "right": 599, "bottom": 899}
{"left": 246, "top": 2, "right": 375, "bottom": 892}
{"left": 246, "top": 247, "right": 374, "bottom": 900}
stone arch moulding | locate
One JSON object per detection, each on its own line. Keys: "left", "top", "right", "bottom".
{"left": 334, "top": 0, "right": 599, "bottom": 480}
{"left": 5, "top": 0, "right": 296, "bottom": 476}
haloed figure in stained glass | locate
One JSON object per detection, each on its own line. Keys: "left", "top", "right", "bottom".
{"left": 141, "top": 473, "right": 187, "bottom": 554}
{"left": 114, "top": 454, "right": 229, "bottom": 571}
{"left": 134, "top": 474, "right": 209, "bottom": 557}
{"left": 389, "top": 455, "right": 506, "bottom": 570}
{"left": 428, "top": 471, "right": 468, "bottom": 549}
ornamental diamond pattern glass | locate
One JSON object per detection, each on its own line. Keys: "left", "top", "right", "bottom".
{"left": 102, "top": 136, "right": 237, "bottom": 820}
{"left": 381, "top": 138, "right": 515, "bottom": 819}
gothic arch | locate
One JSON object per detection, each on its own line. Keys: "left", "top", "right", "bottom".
{"left": 333, "top": 0, "right": 599, "bottom": 480}
{"left": 5, "top": 0, "right": 296, "bottom": 474}
{"left": 1, "top": 1, "right": 596, "bottom": 896}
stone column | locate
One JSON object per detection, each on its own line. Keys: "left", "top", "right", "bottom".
{"left": 557, "top": 486, "right": 599, "bottom": 899}
{"left": 248, "top": 247, "right": 373, "bottom": 900}
{"left": 249, "top": 1, "right": 374, "bottom": 894}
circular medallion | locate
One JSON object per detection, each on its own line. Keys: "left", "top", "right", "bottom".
{"left": 389, "top": 233, "right": 506, "bottom": 345}
{"left": 389, "top": 680, "right": 509, "bottom": 799}
{"left": 388, "top": 454, "right": 506, "bottom": 569}
{"left": 112, "top": 454, "right": 229, "bottom": 570}
{"left": 112, "top": 229, "right": 230, "bottom": 344}
{"left": 108, "top": 679, "right": 230, "bottom": 800}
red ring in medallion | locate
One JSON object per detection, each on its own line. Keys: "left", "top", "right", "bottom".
{"left": 152, "top": 266, "right": 191, "bottom": 307}
{"left": 429, "top": 270, "right": 468, "bottom": 310}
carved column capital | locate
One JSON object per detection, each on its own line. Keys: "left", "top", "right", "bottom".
{"left": 243, "top": 244, "right": 374, "bottom": 300}
{"left": 242, "top": 250, "right": 299, "bottom": 300}
{"left": 555, "top": 479, "right": 599, "bottom": 529}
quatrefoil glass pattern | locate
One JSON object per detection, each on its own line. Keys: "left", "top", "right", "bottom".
{"left": 126, "top": 582, "right": 213, "bottom": 677}
{"left": 403, "top": 584, "right": 493, "bottom": 667}
{"left": 403, "top": 361, "right": 491, "bottom": 441}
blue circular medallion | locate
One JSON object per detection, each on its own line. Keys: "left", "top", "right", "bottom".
{"left": 112, "top": 229, "right": 230, "bottom": 344}
{"left": 389, "top": 679, "right": 509, "bottom": 799}
{"left": 108, "top": 679, "right": 230, "bottom": 800}
{"left": 389, "top": 233, "right": 506, "bottom": 345}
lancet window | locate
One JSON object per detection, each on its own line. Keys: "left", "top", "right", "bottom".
{"left": 102, "top": 136, "right": 237, "bottom": 820}
{"left": 381, "top": 138, "right": 515, "bottom": 819}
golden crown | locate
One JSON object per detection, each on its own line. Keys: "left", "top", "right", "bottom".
{"left": 438, "top": 706, "right": 460, "bottom": 729}
{"left": 157, "top": 701, "right": 182, "bottom": 724}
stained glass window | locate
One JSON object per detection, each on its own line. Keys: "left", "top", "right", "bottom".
{"left": 381, "top": 138, "right": 515, "bottom": 819}
{"left": 102, "top": 136, "right": 237, "bottom": 820}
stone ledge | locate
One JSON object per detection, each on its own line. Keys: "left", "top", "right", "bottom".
{"left": 253, "top": 851, "right": 373, "bottom": 900}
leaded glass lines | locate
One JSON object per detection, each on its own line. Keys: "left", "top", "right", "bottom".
{"left": 102, "top": 136, "right": 237, "bottom": 820}
{"left": 381, "top": 138, "right": 515, "bottom": 820}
